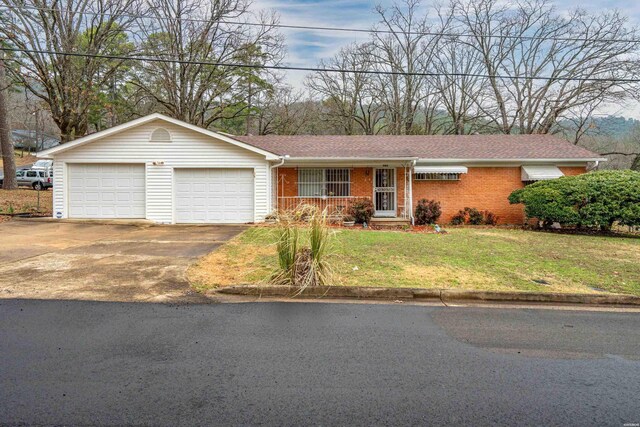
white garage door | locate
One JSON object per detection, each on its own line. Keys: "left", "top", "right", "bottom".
{"left": 68, "top": 164, "right": 145, "bottom": 218}
{"left": 174, "top": 168, "right": 254, "bottom": 224}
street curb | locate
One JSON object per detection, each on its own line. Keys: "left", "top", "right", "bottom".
{"left": 215, "top": 285, "right": 640, "bottom": 306}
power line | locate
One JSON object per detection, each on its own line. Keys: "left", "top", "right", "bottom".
{"left": 1, "top": 46, "right": 638, "bottom": 83}
{"left": 2, "top": 4, "right": 640, "bottom": 44}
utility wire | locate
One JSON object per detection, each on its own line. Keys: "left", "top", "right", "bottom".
{"left": 1, "top": 4, "right": 640, "bottom": 44}
{"left": 1, "top": 46, "right": 638, "bottom": 83}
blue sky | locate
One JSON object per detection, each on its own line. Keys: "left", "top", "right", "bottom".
{"left": 254, "top": 0, "right": 640, "bottom": 117}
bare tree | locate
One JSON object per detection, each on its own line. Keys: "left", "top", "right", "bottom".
{"left": 130, "top": 0, "right": 284, "bottom": 130}
{"left": 450, "top": 0, "right": 640, "bottom": 135}
{"left": 431, "top": 33, "right": 489, "bottom": 134}
{"left": 254, "top": 85, "right": 314, "bottom": 135}
{"left": 306, "top": 43, "right": 384, "bottom": 135}
{"left": 371, "top": 0, "right": 441, "bottom": 135}
{"left": 0, "top": 50, "right": 17, "bottom": 189}
{"left": 0, "top": 0, "right": 141, "bottom": 141}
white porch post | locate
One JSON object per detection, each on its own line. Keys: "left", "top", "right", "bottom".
{"left": 409, "top": 160, "right": 415, "bottom": 224}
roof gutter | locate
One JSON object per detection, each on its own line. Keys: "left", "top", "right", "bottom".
{"left": 415, "top": 157, "right": 607, "bottom": 163}
{"left": 281, "top": 157, "right": 420, "bottom": 162}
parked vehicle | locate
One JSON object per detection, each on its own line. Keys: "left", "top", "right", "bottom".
{"left": 15, "top": 169, "right": 53, "bottom": 190}
{"left": 31, "top": 159, "right": 53, "bottom": 170}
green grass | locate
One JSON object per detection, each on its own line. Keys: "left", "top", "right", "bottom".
{"left": 188, "top": 227, "right": 640, "bottom": 296}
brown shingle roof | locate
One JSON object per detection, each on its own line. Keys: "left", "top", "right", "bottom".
{"left": 232, "top": 134, "right": 602, "bottom": 160}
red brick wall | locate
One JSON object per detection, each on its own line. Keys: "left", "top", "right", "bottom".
{"left": 276, "top": 167, "right": 374, "bottom": 198}
{"left": 277, "top": 165, "right": 587, "bottom": 224}
{"left": 412, "top": 166, "right": 587, "bottom": 224}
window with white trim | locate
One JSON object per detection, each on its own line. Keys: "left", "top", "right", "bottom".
{"left": 414, "top": 172, "right": 461, "bottom": 181}
{"left": 298, "top": 168, "right": 351, "bottom": 197}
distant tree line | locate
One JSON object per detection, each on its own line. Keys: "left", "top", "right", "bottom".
{"left": 1, "top": 0, "right": 639, "bottom": 149}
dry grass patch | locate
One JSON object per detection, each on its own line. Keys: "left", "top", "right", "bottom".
{"left": 0, "top": 189, "right": 52, "bottom": 217}
{"left": 0, "top": 151, "right": 37, "bottom": 168}
{"left": 187, "top": 233, "right": 275, "bottom": 290}
{"left": 189, "top": 226, "right": 640, "bottom": 296}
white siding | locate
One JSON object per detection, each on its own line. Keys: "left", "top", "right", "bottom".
{"left": 50, "top": 120, "right": 270, "bottom": 223}
{"left": 146, "top": 164, "right": 172, "bottom": 223}
{"left": 52, "top": 161, "right": 65, "bottom": 218}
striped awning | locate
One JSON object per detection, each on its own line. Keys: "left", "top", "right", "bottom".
{"left": 414, "top": 166, "right": 468, "bottom": 174}
{"left": 521, "top": 165, "right": 564, "bottom": 181}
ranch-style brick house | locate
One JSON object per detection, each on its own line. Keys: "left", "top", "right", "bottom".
{"left": 38, "top": 113, "right": 605, "bottom": 225}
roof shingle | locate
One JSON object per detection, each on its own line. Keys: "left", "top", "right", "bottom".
{"left": 232, "top": 134, "right": 602, "bottom": 160}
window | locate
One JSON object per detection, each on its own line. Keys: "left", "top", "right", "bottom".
{"left": 414, "top": 172, "right": 461, "bottom": 181}
{"left": 26, "top": 171, "right": 37, "bottom": 178}
{"left": 150, "top": 128, "right": 171, "bottom": 142}
{"left": 298, "top": 168, "right": 350, "bottom": 197}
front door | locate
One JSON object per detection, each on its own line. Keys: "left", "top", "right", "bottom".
{"left": 374, "top": 168, "right": 396, "bottom": 217}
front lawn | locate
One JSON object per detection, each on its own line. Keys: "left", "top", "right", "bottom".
{"left": 188, "top": 227, "right": 640, "bottom": 296}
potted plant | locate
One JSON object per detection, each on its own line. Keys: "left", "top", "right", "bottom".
{"left": 265, "top": 213, "right": 277, "bottom": 224}
{"left": 342, "top": 214, "right": 355, "bottom": 227}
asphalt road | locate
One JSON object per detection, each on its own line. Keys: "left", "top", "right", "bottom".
{"left": 1, "top": 299, "right": 639, "bottom": 426}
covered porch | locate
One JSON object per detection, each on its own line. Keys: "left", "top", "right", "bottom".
{"left": 271, "top": 162, "right": 415, "bottom": 222}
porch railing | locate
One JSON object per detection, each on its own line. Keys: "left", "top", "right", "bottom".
{"left": 276, "top": 196, "right": 369, "bottom": 218}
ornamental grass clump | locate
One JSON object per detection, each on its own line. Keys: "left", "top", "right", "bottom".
{"left": 271, "top": 205, "right": 335, "bottom": 292}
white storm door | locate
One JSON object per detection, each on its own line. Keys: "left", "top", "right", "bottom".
{"left": 373, "top": 168, "right": 396, "bottom": 217}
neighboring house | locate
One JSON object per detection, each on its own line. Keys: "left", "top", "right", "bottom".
{"left": 12, "top": 130, "right": 60, "bottom": 151}
{"left": 37, "top": 113, "right": 605, "bottom": 225}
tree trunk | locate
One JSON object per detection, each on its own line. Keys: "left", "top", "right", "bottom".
{"left": 0, "top": 52, "right": 17, "bottom": 190}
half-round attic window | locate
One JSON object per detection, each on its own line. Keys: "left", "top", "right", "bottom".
{"left": 150, "top": 127, "right": 171, "bottom": 143}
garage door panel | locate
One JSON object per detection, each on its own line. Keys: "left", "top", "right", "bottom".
{"left": 68, "top": 164, "right": 145, "bottom": 219}
{"left": 174, "top": 168, "right": 254, "bottom": 224}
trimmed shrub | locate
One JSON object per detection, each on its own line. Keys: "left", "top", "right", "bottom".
{"left": 465, "top": 207, "right": 484, "bottom": 225}
{"left": 508, "top": 170, "right": 640, "bottom": 229}
{"left": 348, "top": 198, "right": 375, "bottom": 224}
{"left": 483, "top": 211, "right": 498, "bottom": 226}
{"left": 450, "top": 207, "right": 498, "bottom": 225}
{"left": 414, "top": 199, "right": 442, "bottom": 225}
{"left": 451, "top": 211, "right": 466, "bottom": 225}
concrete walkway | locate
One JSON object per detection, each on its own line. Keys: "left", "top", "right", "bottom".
{"left": 0, "top": 221, "right": 244, "bottom": 303}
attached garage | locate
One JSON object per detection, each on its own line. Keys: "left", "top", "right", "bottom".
{"left": 174, "top": 168, "right": 254, "bottom": 223}
{"left": 39, "top": 114, "right": 277, "bottom": 224}
{"left": 68, "top": 164, "right": 145, "bottom": 219}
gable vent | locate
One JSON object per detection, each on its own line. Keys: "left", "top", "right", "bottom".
{"left": 150, "top": 128, "right": 172, "bottom": 142}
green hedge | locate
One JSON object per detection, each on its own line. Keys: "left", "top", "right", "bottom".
{"left": 508, "top": 170, "right": 640, "bottom": 229}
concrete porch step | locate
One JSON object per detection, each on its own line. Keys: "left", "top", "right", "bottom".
{"left": 369, "top": 217, "right": 411, "bottom": 227}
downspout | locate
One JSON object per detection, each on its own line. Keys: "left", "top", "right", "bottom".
{"left": 409, "top": 159, "right": 416, "bottom": 225}
{"left": 269, "top": 155, "right": 287, "bottom": 213}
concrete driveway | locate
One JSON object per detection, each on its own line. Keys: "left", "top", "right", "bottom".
{"left": 0, "top": 220, "right": 245, "bottom": 303}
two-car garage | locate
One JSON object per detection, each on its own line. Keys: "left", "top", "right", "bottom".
{"left": 67, "top": 164, "right": 255, "bottom": 223}
{"left": 43, "top": 114, "right": 274, "bottom": 224}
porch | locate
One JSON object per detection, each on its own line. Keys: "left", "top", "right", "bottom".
{"left": 272, "top": 165, "right": 414, "bottom": 222}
